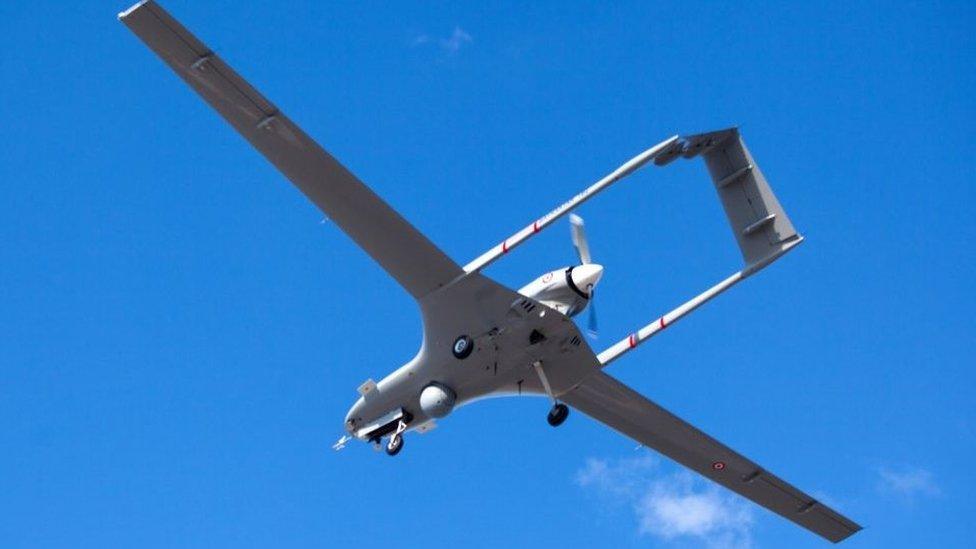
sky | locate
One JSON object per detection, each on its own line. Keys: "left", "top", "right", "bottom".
{"left": 1, "top": 1, "right": 974, "bottom": 547}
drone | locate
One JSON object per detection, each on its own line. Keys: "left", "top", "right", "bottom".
{"left": 120, "top": 1, "right": 860, "bottom": 543}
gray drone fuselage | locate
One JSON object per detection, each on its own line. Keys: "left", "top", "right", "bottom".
{"left": 343, "top": 265, "right": 603, "bottom": 442}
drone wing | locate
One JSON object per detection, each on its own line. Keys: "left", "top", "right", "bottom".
{"left": 562, "top": 371, "right": 861, "bottom": 543}
{"left": 119, "top": 1, "right": 462, "bottom": 299}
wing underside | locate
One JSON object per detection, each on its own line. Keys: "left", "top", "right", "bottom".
{"left": 562, "top": 371, "right": 861, "bottom": 543}
{"left": 120, "top": 1, "right": 462, "bottom": 299}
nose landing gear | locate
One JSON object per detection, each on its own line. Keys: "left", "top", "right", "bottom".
{"left": 385, "top": 419, "right": 408, "bottom": 456}
{"left": 385, "top": 436, "right": 403, "bottom": 456}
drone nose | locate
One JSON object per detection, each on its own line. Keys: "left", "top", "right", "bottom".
{"left": 572, "top": 263, "right": 604, "bottom": 294}
{"left": 344, "top": 396, "right": 365, "bottom": 433}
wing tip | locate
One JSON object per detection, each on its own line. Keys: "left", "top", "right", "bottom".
{"left": 829, "top": 524, "right": 863, "bottom": 544}
{"left": 118, "top": 0, "right": 151, "bottom": 21}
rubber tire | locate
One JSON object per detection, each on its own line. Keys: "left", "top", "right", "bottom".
{"left": 452, "top": 335, "right": 474, "bottom": 359}
{"left": 547, "top": 403, "right": 569, "bottom": 427}
{"left": 385, "top": 436, "right": 403, "bottom": 456}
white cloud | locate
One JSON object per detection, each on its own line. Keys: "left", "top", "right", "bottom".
{"left": 877, "top": 466, "right": 940, "bottom": 500}
{"left": 637, "top": 472, "right": 754, "bottom": 549}
{"left": 412, "top": 27, "right": 473, "bottom": 54}
{"left": 440, "top": 26, "right": 472, "bottom": 53}
{"left": 576, "top": 454, "right": 656, "bottom": 498}
{"left": 575, "top": 454, "right": 754, "bottom": 549}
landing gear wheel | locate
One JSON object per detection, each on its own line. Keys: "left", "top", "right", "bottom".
{"left": 385, "top": 435, "right": 404, "bottom": 456}
{"left": 547, "top": 403, "right": 569, "bottom": 427}
{"left": 452, "top": 335, "right": 474, "bottom": 359}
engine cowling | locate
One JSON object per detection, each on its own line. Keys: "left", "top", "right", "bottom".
{"left": 517, "top": 264, "right": 602, "bottom": 317}
{"left": 419, "top": 383, "right": 456, "bottom": 419}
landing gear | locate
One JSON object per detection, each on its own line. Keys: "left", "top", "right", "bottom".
{"left": 385, "top": 435, "right": 403, "bottom": 456}
{"left": 385, "top": 419, "right": 408, "bottom": 457}
{"left": 547, "top": 403, "right": 570, "bottom": 427}
{"left": 533, "top": 360, "right": 570, "bottom": 428}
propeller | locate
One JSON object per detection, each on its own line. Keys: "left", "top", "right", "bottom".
{"left": 586, "top": 288, "right": 598, "bottom": 337}
{"left": 570, "top": 214, "right": 601, "bottom": 338}
{"left": 570, "top": 214, "right": 592, "bottom": 265}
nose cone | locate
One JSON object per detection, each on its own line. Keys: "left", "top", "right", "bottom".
{"left": 344, "top": 397, "right": 365, "bottom": 433}
{"left": 571, "top": 263, "right": 604, "bottom": 295}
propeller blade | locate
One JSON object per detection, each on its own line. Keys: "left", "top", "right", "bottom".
{"left": 586, "top": 288, "right": 598, "bottom": 338}
{"left": 570, "top": 214, "right": 592, "bottom": 265}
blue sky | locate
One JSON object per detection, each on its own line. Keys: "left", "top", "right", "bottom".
{"left": 1, "top": 1, "right": 974, "bottom": 547}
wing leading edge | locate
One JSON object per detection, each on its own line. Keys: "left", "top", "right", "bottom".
{"left": 562, "top": 371, "right": 861, "bottom": 543}
{"left": 119, "top": 1, "right": 462, "bottom": 299}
